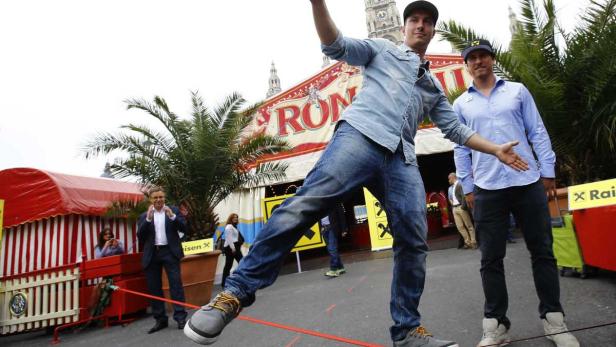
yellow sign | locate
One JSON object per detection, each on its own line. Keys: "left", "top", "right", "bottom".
{"left": 182, "top": 238, "right": 214, "bottom": 255}
{"left": 363, "top": 188, "right": 393, "bottom": 251}
{"left": 0, "top": 200, "right": 4, "bottom": 249}
{"left": 262, "top": 194, "right": 325, "bottom": 252}
{"left": 568, "top": 178, "right": 616, "bottom": 211}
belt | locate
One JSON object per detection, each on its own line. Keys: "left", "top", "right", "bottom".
{"left": 453, "top": 204, "right": 461, "bottom": 207}
{"left": 155, "top": 245, "right": 169, "bottom": 250}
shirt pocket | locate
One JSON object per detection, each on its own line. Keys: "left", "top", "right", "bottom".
{"left": 383, "top": 49, "right": 416, "bottom": 81}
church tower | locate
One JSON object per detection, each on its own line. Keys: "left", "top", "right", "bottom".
{"left": 508, "top": 6, "right": 519, "bottom": 36}
{"left": 365, "top": 0, "right": 404, "bottom": 45}
{"left": 266, "top": 61, "right": 281, "bottom": 98}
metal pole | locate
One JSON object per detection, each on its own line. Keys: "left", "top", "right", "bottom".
{"left": 295, "top": 251, "right": 302, "bottom": 273}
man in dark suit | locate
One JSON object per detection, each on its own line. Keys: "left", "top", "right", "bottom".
{"left": 138, "top": 186, "right": 187, "bottom": 333}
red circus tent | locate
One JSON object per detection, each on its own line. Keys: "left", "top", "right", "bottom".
{"left": 0, "top": 168, "right": 145, "bottom": 278}
{"left": 0, "top": 167, "right": 144, "bottom": 228}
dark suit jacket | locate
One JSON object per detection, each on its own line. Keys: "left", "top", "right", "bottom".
{"left": 454, "top": 182, "right": 468, "bottom": 211}
{"left": 137, "top": 206, "right": 186, "bottom": 268}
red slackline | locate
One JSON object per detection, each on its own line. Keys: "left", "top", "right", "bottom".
{"left": 113, "top": 286, "right": 616, "bottom": 346}
{"left": 112, "top": 286, "right": 384, "bottom": 347}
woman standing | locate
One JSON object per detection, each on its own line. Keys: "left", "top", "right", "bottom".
{"left": 94, "top": 227, "right": 125, "bottom": 259}
{"left": 221, "top": 213, "right": 244, "bottom": 288}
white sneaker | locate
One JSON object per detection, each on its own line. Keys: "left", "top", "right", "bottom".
{"left": 477, "top": 318, "right": 510, "bottom": 347}
{"left": 543, "top": 312, "right": 580, "bottom": 347}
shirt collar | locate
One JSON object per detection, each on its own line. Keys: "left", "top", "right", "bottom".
{"left": 398, "top": 43, "right": 414, "bottom": 53}
{"left": 397, "top": 44, "right": 429, "bottom": 68}
{"left": 468, "top": 75, "right": 504, "bottom": 93}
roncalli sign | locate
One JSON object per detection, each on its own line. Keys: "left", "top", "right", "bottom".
{"left": 251, "top": 54, "right": 471, "bottom": 164}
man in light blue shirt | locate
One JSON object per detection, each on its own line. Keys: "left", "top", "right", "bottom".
{"left": 185, "top": 3, "right": 529, "bottom": 347}
{"left": 453, "top": 39, "right": 579, "bottom": 347}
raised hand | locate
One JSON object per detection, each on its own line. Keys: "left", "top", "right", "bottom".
{"left": 146, "top": 205, "right": 155, "bottom": 220}
{"left": 163, "top": 205, "right": 175, "bottom": 218}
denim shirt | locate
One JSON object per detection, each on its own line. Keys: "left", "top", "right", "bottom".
{"left": 322, "top": 33, "right": 475, "bottom": 165}
{"left": 453, "top": 78, "right": 556, "bottom": 194}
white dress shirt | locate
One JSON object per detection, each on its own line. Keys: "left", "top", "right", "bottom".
{"left": 147, "top": 207, "right": 176, "bottom": 246}
{"left": 451, "top": 181, "right": 461, "bottom": 206}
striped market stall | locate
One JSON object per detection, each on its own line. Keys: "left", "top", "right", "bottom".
{"left": 0, "top": 168, "right": 147, "bottom": 334}
{"left": 0, "top": 168, "right": 144, "bottom": 278}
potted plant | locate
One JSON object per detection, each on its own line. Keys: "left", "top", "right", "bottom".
{"left": 426, "top": 203, "right": 443, "bottom": 239}
{"left": 84, "top": 91, "right": 289, "bottom": 305}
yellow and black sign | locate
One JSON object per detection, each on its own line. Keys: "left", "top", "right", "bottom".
{"left": 363, "top": 188, "right": 393, "bottom": 251}
{"left": 568, "top": 178, "right": 616, "bottom": 210}
{"left": 262, "top": 194, "right": 325, "bottom": 252}
{"left": 182, "top": 238, "right": 214, "bottom": 255}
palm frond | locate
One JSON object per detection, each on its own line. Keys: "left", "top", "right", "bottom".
{"left": 519, "top": 0, "right": 543, "bottom": 37}
{"left": 437, "top": 20, "right": 483, "bottom": 52}
{"left": 580, "top": 0, "right": 616, "bottom": 35}
{"left": 241, "top": 161, "right": 289, "bottom": 189}
{"left": 438, "top": 20, "right": 513, "bottom": 79}
{"left": 214, "top": 92, "right": 244, "bottom": 129}
{"left": 119, "top": 124, "right": 176, "bottom": 155}
{"left": 85, "top": 91, "right": 291, "bottom": 237}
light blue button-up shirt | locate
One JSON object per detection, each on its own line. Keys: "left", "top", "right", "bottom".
{"left": 322, "top": 33, "right": 475, "bottom": 165}
{"left": 453, "top": 77, "right": 555, "bottom": 194}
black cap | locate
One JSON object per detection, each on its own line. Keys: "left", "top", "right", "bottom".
{"left": 403, "top": 1, "right": 439, "bottom": 24}
{"left": 461, "top": 39, "right": 495, "bottom": 62}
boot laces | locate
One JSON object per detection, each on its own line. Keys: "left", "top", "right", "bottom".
{"left": 412, "top": 326, "right": 433, "bottom": 339}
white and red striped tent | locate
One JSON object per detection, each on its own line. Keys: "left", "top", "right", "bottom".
{"left": 0, "top": 168, "right": 144, "bottom": 278}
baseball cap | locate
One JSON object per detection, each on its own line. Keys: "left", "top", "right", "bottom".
{"left": 461, "top": 39, "right": 495, "bottom": 62}
{"left": 403, "top": 1, "right": 439, "bottom": 24}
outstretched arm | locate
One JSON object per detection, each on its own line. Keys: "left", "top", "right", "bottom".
{"left": 464, "top": 134, "right": 529, "bottom": 172}
{"left": 310, "top": 0, "right": 338, "bottom": 45}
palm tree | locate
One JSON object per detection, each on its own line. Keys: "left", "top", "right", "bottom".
{"left": 438, "top": 0, "right": 616, "bottom": 184}
{"left": 84, "top": 91, "right": 290, "bottom": 239}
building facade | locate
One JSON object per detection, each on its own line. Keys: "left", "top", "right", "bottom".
{"left": 365, "top": 0, "right": 404, "bottom": 45}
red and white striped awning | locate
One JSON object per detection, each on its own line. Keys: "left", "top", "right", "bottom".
{"left": 0, "top": 167, "right": 144, "bottom": 228}
{"left": 0, "top": 168, "right": 144, "bottom": 278}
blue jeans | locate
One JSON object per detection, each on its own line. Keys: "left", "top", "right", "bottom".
{"left": 322, "top": 225, "right": 343, "bottom": 270}
{"left": 225, "top": 122, "right": 428, "bottom": 341}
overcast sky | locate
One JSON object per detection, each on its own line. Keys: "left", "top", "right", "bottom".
{"left": 0, "top": 0, "right": 584, "bottom": 178}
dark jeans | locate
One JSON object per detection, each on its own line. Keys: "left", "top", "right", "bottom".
{"left": 474, "top": 180, "right": 563, "bottom": 327}
{"left": 225, "top": 122, "right": 428, "bottom": 341}
{"left": 322, "top": 225, "right": 343, "bottom": 270}
{"left": 144, "top": 246, "right": 187, "bottom": 323}
{"left": 222, "top": 243, "right": 243, "bottom": 288}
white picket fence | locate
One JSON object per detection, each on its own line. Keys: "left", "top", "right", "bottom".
{"left": 0, "top": 265, "right": 80, "bottom": 334}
